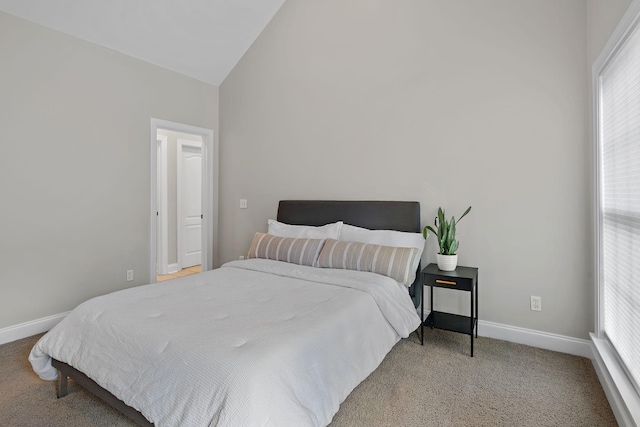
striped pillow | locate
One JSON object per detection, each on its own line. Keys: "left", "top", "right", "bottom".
{"left": 316, "top": 239, "right": 420, "bottom": 285}
{"left": 247, "top": 232, "right": 326, "bottom": 266}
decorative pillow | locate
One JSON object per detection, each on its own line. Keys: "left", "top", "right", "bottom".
{"left": 267, "top": 219, "right": 343, "bottom": 239}
{"left": 316, "top": 239, "right": 421, "bottom": 286}
{"left": 339, "top": 223, "right": 425, "bottom": 276}
{"left": 247, "top": 232, "right": 326, "bottom": 266}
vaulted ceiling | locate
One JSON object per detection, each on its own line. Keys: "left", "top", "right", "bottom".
{"left": 0, "top": 0, "right": 285, "bottom": 85}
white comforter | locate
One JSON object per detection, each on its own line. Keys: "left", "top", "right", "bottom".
{"left": 29, "top": 259, "right": 421, "bottom": 427}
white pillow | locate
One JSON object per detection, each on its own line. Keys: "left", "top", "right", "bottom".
{"left": 339, "top": 223, "right": 425, "bottom": 282}
{"left": 267, "top": 219, "right": 343, "bottom": 239}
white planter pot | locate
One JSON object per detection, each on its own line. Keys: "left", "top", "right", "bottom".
{"left": 436, "top": 253, "right": 458, "bottom": 271}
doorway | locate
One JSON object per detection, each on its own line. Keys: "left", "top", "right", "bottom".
{"left": 150, "top": 118, "right": 217, "bottom": 283}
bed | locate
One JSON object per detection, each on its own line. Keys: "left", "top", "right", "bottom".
{"left": 29, "top": 200, "right": 423, "bottom": 427}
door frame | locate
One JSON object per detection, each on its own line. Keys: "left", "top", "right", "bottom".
{"left": 149, "top": 118, "right": 218, "bottom": 282}
{"left": 156, "top": 134, "right": 169, "bottom": 275}
{"left": 177, "top": 138, "right": 203, "bottom": 270}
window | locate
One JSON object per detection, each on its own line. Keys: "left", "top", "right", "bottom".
{"left": 599, "top": 15, "right": 640, "bottom": 392}
{"left": 594, "top": 1, "right": 640, "bottom": 424}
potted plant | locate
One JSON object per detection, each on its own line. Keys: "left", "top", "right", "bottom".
{"left": 423, "top": 206, "right": 471, "bottom": 271}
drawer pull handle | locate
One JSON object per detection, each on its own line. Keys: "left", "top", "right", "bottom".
{"left": 435, "top": 279, "right": 456, "bottom": 286}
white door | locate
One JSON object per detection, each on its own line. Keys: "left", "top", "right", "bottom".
{"left": 178, "top": 140, "right": 202, "bottom": 268}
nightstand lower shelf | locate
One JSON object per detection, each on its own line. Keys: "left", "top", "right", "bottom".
{"left": 426, "top": 311, "right": 477, "bottom": 335}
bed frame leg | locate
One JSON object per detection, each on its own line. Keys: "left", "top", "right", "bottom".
{"left": 57, "top": 370, "right": 68, "bottom": 398}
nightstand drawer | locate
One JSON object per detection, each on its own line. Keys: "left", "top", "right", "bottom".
{"left": 421, "top": 264, "right": 478, "bottom": 292}
{"left": 424, "top": 275, "right": 474, "bottom": 291}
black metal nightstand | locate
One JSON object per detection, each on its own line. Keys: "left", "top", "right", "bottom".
{"left": 420, "top": 263, "right": 479, "bottom": 356}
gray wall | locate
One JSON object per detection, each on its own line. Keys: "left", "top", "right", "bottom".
{"left": 0, "top": 1, "right": 633, "bottom": 341}
{"left": 219, "top": 0, "right": 616, "bottom": 340}
{"left": 588, "top": 0, "right": 633, "bottom": 64}
{"left": 0, "top": 12, "right": 218, "bottom": 329}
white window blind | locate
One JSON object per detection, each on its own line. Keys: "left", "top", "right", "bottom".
{"left": 600, "top": 17, "right": 640, "bottom": 394}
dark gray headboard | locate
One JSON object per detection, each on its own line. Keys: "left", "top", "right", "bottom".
{"left": 277, "top": 200, "right": 422, "bottom": 308}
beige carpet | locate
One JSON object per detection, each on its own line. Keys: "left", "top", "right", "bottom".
{"left": 1, "top": 330, "right": 616, "bottom": 427}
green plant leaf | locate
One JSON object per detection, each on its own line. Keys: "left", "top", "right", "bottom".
{"left": 443, "top": 217, "right": 455, "bottom": 254}
{"left": 439, "top": 234, "right": 447, "bottom": 254}
{"left": 437, "top": 217, "right": 446, "bottom": 242}
{"left": 457, "top": 206, "right": 472, "bottom": 223}
{"left": 423, "top": 225, "right": 437, "bottom": 239}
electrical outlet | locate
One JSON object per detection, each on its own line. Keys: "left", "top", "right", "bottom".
{"left": 126, "top": 270, "right": 134, "bottom": 282}
{"left": 239, "top": 255, "right": 245, "bottom": 260}
{"left": 530, "top": 295, "right": 542, "bottom": 311}
{"left": 240, "top": 199, "right": 248, "bottom": 209}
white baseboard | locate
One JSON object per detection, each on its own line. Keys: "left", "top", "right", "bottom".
{"left": 0, "top": 312, "right": 69, "bottom": 345}
{"left": 168, "top": 263, "right": 179, "bottom": 274}
{"left": 477, "top": 319, "right": 592, "bottom": 359}
{"left": 417, "top": 309, "right": 593, "bottom": 359}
